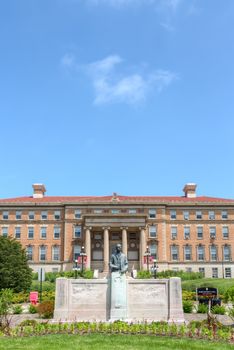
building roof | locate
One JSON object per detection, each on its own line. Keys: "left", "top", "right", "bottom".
{"left": 0, "top": 195, "right": 234, "bottom": 205}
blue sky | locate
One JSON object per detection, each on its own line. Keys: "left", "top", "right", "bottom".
{"left": 0, "top": 0, "right": 234, "bottom": 199}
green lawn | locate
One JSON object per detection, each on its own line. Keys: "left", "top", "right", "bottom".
{"left": 0, "top": 334, "right": 233, "bottom": 350}
{"left": 182, "top": 278, "right": 234, "bottom": 294}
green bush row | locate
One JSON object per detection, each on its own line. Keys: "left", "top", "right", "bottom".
{"left": 2, "top": 320, "right": 232, "bottom": 341}
{"left": 137, "top": 270, "right": 203, "bottom": 281}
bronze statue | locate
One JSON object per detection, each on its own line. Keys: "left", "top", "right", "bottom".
{"left": 110, "top": 243, "right": 128, "bottom": 274}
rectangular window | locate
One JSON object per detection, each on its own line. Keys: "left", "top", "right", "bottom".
{"left": 186, "top": 267, "right": 192, "bottom": 272}
{"left": 197, "top": 226, "right": 203, "bottom": 239}
{"left": 2, "top": 227, "right": 8, "bottom": 237}
{"left": 54, "top": 226, "right": 60, "bottom": 239}
{"left": 184, "top": 246, "right": 191, "bottom": 261}
{"left": 39, "top": 246, "right": 46, "bottom": 261}
{"left": 15, "top": 227, "right": 21, "bottom": 239}
{"left": 52, "top": 246, "right": 60, "bottom": 261}
{"left": 184, "top": 226, "right": 190, "bottom": 240}
{"left": 73, "top": 245, "right": 81, "bottom": 260}
{"left": 210, "top": 226, "right": 216, "bottom": 239}
{"left": 222, "top": 226, "right": 229, "bottom": 239}
{"left": 210, "top": 245, "right": 217, "bottom": 261}
{"left": 16, "top": 211, "right": 22, "bottom": 220}
{"left": 149, "top": 225, "right": 157, "bottom": 238}
{"left": 223, "top": 246, "right": 231, "bottom": 261}
{"left": 26, "top": 246, "right": 33, "bottom": 261}
{"left": 149, "top": 243, "right": 157, "bottom": 259}
{"left": 3, "top": 211, "right": 9, "bottom": 220}
{"left": 196, "top": 211, "right": 202, "bottom": 220}
{"left": 212, "top": 267, "right": 218, "bottom": 278}
{"left": 197, "top": 246, "right": 205, "bottom": 261}
{"left": 149, "top": 209, "right": 156, "bottom": 218}
{"left": 129, "top": 209, "right": 137, "bottom": 214}
{"left": 183, "top": 211, "right": 189, "bottom": 220}
{"left": 171, "top": 226, "right": 177, "bottom": 239}
{"left": 112, "top": 209, "right": 120, "bottom": 214}
{"left": 209, "top": 211, "right": 215, "bottom": 220}
{"left": 222, "top": 211, "right": 228, "bottom": 220}
{"left": 40, "top": 227, "right": 47, "bottom": 239}
{"left": 225, "top": 268, "right": 232, "bottom": 278}
{"left": 41, "top": 211, "right": 48, "bottom": 220}
{"left": 74, "top": 226, "right": 82, "bottom": 238}
{"left": 28, "top": 226, "right": 34, "bottom": 239}
{"left": 171, "top": 245, "right": 179, "bottom": 261}
{"left": 28, "top": 211, "right": 35, "bottom": 220}
{"left": 54, "top": 211, "right": 61, "bottom": 220}
{"left": 170, "top": 210, "right": 176, "bottom": 220}
{"left": 74, "top": 210, "right": 81, "bottom": 218}
{"left": 93, "top": 209, "right": 103, "bottom": 214}
{"left": 199, "top": 267, "right": 205, "bottom": 276}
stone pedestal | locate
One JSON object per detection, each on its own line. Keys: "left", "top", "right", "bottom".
{"left": 110, "top": 272, "right": 127, "bottom": 320}
{"left": 54, "top": 277, "right": 184, "bottom": 323}
{"left": 168, "top": 277, "right": 184, "bottom": 322}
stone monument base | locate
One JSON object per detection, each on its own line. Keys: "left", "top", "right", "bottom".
{"left": 54, "top": 276, "right": 184, "bottom": 323}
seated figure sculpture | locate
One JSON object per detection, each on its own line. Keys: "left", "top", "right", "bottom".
{"left": 109, "top": 243, "right": 128, "bottom": 274}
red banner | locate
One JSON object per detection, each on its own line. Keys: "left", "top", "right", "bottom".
{"left": 77, "top": 256, "right": 87, "bottom": 264}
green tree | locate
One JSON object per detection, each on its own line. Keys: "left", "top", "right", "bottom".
{"left": 0, "top": 237, "right": 32, "bottom": 292}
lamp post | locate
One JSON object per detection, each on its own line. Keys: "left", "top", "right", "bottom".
{"left": 73, "top": 259, "right": 79, "bottom": 279}
{"left": 144, "top": 246, "right": 151, "bottom": 272}
{"left": 152, "top": 259, "right": 158, "bottom": 279}
{"left": 80, "top": 246, "right": 87, "bottom": 277}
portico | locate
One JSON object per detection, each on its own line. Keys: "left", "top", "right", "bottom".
{"left": 83, "top": 215, "right": 147, "bottom": 272}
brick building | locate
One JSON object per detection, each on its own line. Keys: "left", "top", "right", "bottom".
{"left": 0, "top": 183, "right": 234, "bottom": 278}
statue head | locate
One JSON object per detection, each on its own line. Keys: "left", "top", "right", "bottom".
{"left": 116, "top": 243, "right": 122, "bottom": 253}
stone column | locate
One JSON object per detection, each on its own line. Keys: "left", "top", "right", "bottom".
{"left": 103, "top": 227, "right": 110, "bottom": 272}
{"left": 140, "top": 227, "right": 146, "bottom": 270}
{"left": 85, "top": 227, "right": 91, "bottom": 270}
{"left": 121, "top": 227, "right": 128, "bottom": 256}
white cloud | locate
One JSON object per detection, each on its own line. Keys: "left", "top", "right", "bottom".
{"left": 60, "top": 53, "right": 178, "bottom": 105}
{"left": 86, "top": 55, "right": 177, "bottom": 105}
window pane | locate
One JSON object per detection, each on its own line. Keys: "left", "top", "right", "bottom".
{"left": 40, "top": 227, "right": 47, "bottom": 239}
{"left": 149, "top": 226, "right": 157, "bottom": 238}
{"left": 197, "top": 226, "right": 203, "bottom": 239}
{"left": 74, "top": 226, "right": 82, "bottom": 238}
{"left": 171, "top": 245, "right": 178, "bottom": 260}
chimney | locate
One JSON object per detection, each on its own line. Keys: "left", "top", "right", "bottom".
{"left": 32, "top": 184, "right": 46, "bottom": 198}
{"left": 183, "top": 183, "right": 197, "bottom": 198}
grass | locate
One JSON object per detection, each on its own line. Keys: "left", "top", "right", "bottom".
{"left": 0, "top": 334, "right": 234, "bottom": 350}
{"left": 182, "top": 278, "right": 234, "bottom": 295}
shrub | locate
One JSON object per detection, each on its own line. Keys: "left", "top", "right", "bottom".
{"left": 211, "top": 305, "right": 226, "bottom": 315}
{"left": 197, "top": 303, "right": 208, "bottom": 313}
{"left": 0, "top": 237, "right": 32, "bottom": 292}
{"left": 37, "top": 301, "right": 54, "bottom": 319}
{"left": 82, "top": 270, "right": 94, "bottom": 279}
{"left": 137, "top": 270, "right": 151, "bottom": 279}
{"left": 183, "top": 300, "right": 193, "bottom": 313}
{"left": 31, "top": 281, "right": 55, "bottom": 292}
{"left": 224, "top": 286, "right": 234, "bottom": 302}
{"left": 12, "top": 305, "right": 23, "bottom": 314}
{"left": 12, "top": 292, "right": 28, "bottom": 304}
{"left": 157, "top": 270, "right": 203, "bottom": 281}
{"left": 19, "top": 319, "right": 38, "bottom": 327}
{"left": 28, "top": 304, "right": 38, "bottom": 314}
{"left": 0, "top": 289, "right": 13, "bottom": 332}
{"left": 182, "top": 291, "right": 196, "bottom": 301}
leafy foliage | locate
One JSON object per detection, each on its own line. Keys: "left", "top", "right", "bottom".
{"left": 0, "top": 289, "right": 13, "bottom": 332}
{"left": 211, "top": 305, "right": 226, "bottom": 315}
{"left": 197, "top": 303, "right": 208, "bottom": 313}
{"left": 12, "top": 305, "right": 23, "bottom": 314}
{"left": 0, "top": 237, "right": 32, "bottom": 292}
{"left": 37, "top": 301, "right": 54, "bottom": 319}
{"left": 183, "top": 300, "right": 193, "bottom": 313}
